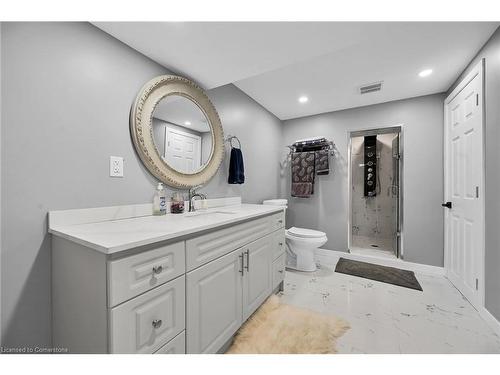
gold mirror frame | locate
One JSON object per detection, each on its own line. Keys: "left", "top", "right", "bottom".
{"left": 130, "top": 75, "right": 224, "bottom": 189}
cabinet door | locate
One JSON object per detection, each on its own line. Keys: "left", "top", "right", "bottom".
{"left": 242, "top": 234, "right": 273, "bottom": 321}
{"left": 186, "top": 249, "right": 243, "bottom": 354}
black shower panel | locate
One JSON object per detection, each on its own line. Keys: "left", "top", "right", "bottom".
{"left": 364, "top": 135, "right": 377, "bottom": 197}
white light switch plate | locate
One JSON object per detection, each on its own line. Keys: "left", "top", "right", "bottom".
{"left": 109, "top": 156, "right": 124, "bottom": 177}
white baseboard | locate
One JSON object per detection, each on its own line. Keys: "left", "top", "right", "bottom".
{"left": 315, "top": 248, "right": 445, "bottom": 276}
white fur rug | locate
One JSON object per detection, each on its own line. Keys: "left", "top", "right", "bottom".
{"left": 226, "top": 295, "right": 349, "bottom": 354}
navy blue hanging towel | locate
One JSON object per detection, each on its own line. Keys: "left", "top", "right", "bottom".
{"left": 228, "top": 147, "right": 245, "bottom": 184}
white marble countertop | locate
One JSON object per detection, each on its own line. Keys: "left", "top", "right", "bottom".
{"left": 49, "top": 203, "right": 283, "bottom": 254}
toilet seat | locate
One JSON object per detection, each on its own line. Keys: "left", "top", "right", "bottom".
{"left": 286, "top": 227, "right": 326, "bottom": 239}
{"left": 285, "top": 232, "right": 327, "bottom": 247}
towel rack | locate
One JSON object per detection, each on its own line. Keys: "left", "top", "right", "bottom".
{"left": 225, "top": 135, "right": 242, "bottom": 149}
{"left": 285, "top": 139, "right": 335, "bottom": 156}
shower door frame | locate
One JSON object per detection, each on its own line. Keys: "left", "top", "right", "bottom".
{"left": 347, "top": 124, "right": 404, "bottom": 259}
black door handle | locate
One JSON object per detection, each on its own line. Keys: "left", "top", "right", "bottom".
{"left": 442, "top": 202, "right": 452, "bottom": 209}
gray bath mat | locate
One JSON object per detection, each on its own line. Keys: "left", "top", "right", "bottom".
{"left": 335, "top": 258, "right": 423, "bottom": 291}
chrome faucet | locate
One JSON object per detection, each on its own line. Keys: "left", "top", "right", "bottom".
{"left": 188, "top": 185, "right": 206, "bottom": 212}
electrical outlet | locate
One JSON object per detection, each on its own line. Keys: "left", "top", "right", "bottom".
{"left": 109, "top": 156, "right": 124, "bottom": 177}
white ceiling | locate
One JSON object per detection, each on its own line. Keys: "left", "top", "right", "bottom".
{"left": 94, "top": 22, "right": 498, "bottom": 120}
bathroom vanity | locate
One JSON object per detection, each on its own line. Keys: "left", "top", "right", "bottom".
{"left": 48, "top": 74, "right": 287, "bottom": 354}
{"left": 49, "top": 199, "right": 286, "bottom": 354}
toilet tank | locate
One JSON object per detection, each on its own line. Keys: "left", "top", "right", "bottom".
{"left": 262, "top": 200, "right": 288, "bottom": 222}
{"left": 262, "top": 199, "right": 288, "bottom": 208}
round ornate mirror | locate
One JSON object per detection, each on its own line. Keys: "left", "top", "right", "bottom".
{"left": 130, "top": 75, "right": 224, "bottom": 188}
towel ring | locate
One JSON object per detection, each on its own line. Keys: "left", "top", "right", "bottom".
{"left": 226, "top": 135, "right": 242, "bottom": 149}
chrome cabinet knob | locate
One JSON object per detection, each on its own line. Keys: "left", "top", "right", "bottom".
{"left": 278, "top": 219, "right": 283, "bottom": 223}
{"left": 152, "top": 265, "right": 163, "bottom": 275}
{"left": 278, "top": 270, "right": 284, "bottom": 274}
{"left": 152, "top": 319, "right": 162, "bottom": 329}
{"left": 279, "top": 242, "right": 283, "bottom": 246}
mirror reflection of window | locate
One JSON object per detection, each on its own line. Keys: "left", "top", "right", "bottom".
{"left": 152, "top": 95, "right": 213, "bottom": 174}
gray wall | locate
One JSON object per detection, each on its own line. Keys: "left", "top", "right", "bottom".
{"left": 448, "top": 26, "right": 500, "bottom": 321}
{"left": 281, "top": 94, "right": 445, "bottom": 267}
{"left": 202, "top": 84, "right": 283, "bottom": 202}
{"left": 0, "top": 22, "right": 282, "bottom": 348}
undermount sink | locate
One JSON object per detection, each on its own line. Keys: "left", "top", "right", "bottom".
{"left": 183, "top": 210, "right": 238, "bottom": 217}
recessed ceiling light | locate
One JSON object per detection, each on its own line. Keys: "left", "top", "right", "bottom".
{"left": 298, "top": 96, "right": 309, "bottom": 103}
{"left": 184, "top": 121, "right": 191, "bottom": 126}
{"left": 418, "top": 69, "right": 433, "bottom": 78}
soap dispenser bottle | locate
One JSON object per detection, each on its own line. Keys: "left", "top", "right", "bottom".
{"left": 153, "top": 182, "right": 167, "bottom": 216}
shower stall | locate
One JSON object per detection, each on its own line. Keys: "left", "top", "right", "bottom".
{"left": 348, "top": 126, "right": 403, "bottom": 259}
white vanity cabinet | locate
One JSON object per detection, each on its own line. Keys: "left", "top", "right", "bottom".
{"left": 50, "top": 204, "right": 285, "bottom": 354}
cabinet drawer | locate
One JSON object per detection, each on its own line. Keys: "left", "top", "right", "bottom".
{"left": 272, "top": 229, "right": 286, "bottom": 260}
{"left": 186, "top": 212, "right": 284, "bottom": 271}
{"left": 270, "top": 210, "right": 285, "bottom": 232}
{"left": 154, "top": 331, "right": 185, "bottom": 354}
{"left": 272, "top": 254, "right": 286, "bottom": 290}
{"left": 109, "top": 275, "right": 185, "bottom": 354}
{"left": 108, "top": 241, "right": 185, "bottom": 307}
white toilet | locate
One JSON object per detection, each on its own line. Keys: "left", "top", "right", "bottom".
{"left": 262, "top": 199, "right": 328, "bottom": 272}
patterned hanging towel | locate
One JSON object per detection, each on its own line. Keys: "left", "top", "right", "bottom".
{"left": 315, "top": 149, "right": 330, "bottom": 175}
{"left": 291, "top": 151, "right": 315, "bottom": 197}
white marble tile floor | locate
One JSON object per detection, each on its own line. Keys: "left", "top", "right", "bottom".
{"left": 280, "top": 253, "right": 500, "bottom": 354}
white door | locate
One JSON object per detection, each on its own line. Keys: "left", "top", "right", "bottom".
{"left": 242, "top": 234, "right": 273, "bottom": 321}
{"left": 186, "top": 248, "right": 243, "bottom": 354}
{"left": 165, "top": 127, "right": 201, "bottom": 173}
{"left": 444, "top": 60, "right": 484, "bottom": 309}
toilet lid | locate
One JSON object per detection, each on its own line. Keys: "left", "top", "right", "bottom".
{"left": 287, "top": 227, "right": 326, "bottom": 239}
